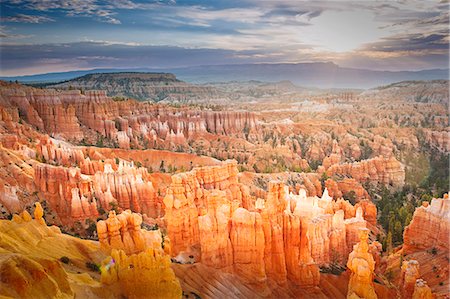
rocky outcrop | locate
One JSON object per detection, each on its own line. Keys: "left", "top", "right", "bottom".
{"left": 163, "top": 160, "right": 249, "bottom": 257}
{"left": 325, "top": 178, "right": 370, "bottom": 201}
{"left": 401, "top": 260, "right": 421, "bottom": 299}
{"left": 97, "top": 208, "right": 182, "bottom": 299}
{"left": 326, "top": 156, "right": 405, "bottom": 187}
{"left": 34, "top": 163, "right": 99, "bottom": 224}
{"left": 282, "top": 212, "right": 320, "bottom": 287}
{"left": 37, "top": 137, "right": 85, "bottom": 166}
{"left": 50, "top": 72, "right": 218, "bottom": 102}
{"left": 403, "top": 194, "right": 450, "bottom": 254}
{"left": 412, "top": 279, "right": 433, "bottom": 299}
{"left": 355, "top": 200, "right": 377, "bottom": 226}
{"left": 101, "top": 248, "right": 182, "bottom": 299}
{"left": 423, "top": 129, "right": 450, "bottom": 153}
{"left": 347, "top": 228, "right": 378, "bottom": 299}
{"left": 97, "top": 210, "right": 165, "bottom": 255}
{"left": 34, "top": 157, "right": 160, "bottom": 225}
{"left": 230, "top": 208, "right": 267, "bottom": 285}
{"left": 197, "top": 190, "right": 233, "bottom": 269}
{"left": 0, "top": 204, "right": 105, "bottom": 298}
{"left": 0, "top": 202, "right": 182, "bottom": 299}
{"left": 164, "top": 162, "right": 371, "bottom": 290}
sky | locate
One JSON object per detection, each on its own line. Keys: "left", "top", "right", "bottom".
{"left": 0, "top": 0, "right": 448, "bottom": 76}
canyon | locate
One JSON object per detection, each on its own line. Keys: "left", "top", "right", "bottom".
{"left": 0, "top": 79, "right": 448, "bottom": 298}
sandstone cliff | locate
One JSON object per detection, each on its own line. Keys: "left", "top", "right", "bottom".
{"left": 403, "top": 195, "right": 449, "bottom": 254}
{"left": 163, "top": 161, "right": 377, "bottom": 293}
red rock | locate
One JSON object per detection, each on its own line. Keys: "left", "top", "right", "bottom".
{"left": 198, "top": 190, "right": 233, "bottom": 268}
{"left": 347, "top": 228, "right": 377, "bottom": 299}
{"left": 355, "top": 200, "right": 377, "bottom": 226}
{"left": 403, "top": 194, "right": 449, "bottom": 254}
{"left": 282, "top": 212, "right": 320, "bottom": 287}
{"left": 412, "top": 279, "right": 433, "bottom": 299}
{"left": 230, "top": 208, "right": 266, "bottom": 284}
{"left": 325, "top": 178, "right": 370, "bottom": 201}
{"left": 401, "top": 260, "right": 420, "bottom": 299}
{"left": 97, "top": 210, "right": 163, "bottom": 255}
{"left": 326, "top": 156, "right": 405, "bottom": 187}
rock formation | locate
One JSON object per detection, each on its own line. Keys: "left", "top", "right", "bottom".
{"left": 326, "top": 156, "right": 405, "bottom": 187}
{"left": 401, "top": 260, "right": 421, "bottom": 299}
{"left": 97, "top": 210, "right": 165, "bottom": 255}
{"left": 412, "top": 279, "right": 433, "bottom": 299}
{"left": 230, "top": 208, "right": 267, "bottom": 285}
{"left": 1, "top": 79, "right": 446, "bottom": 298}
{"left": 346, "top": 228, "right": 377, "bottom": 299}
{"left": 101, "top": 248, "right": 182, "bottom": 299}
{"left": 423, "top": 129, "right": 450, "bottom": 153}
{"left": 403, "top": 194, "right": 449, "bottom": 254}
{"left": 197, "top": 190, "right": 234, "bottom": 268}
{"left": 164, "top": 162, "right": 372, "bottom": 290}
{"left": 0, "top": 204, "right": 105, "bottom": 298}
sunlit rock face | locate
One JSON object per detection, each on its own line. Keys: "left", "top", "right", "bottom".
{"left": 32, "top": 137, "right": 161, "bottom": 225}
{"left": 0, "top": 80, "right": 446, "bottom": 298}
{"left": 97, "top": 209, "right": 164, "bottom": 255}
{"left": 0, "top": 203, "right": 182, "bottom": 299}
{"left": 0, "top": 203, "right": 102, "bottom": 298}
{"left": 325, "top": 156, "right": 405, "bottom": 188}
{"left": 412, "top": 279, "right": 433, "bottom": 299}
{"left": 0, "top": 84, "right": 258, "bottom": 151}
{"left": 346, "top": 228, "right": 378, "bottom": 299}
{"left": 101, "top": 248, "right": 182, "bottom": 299}
{"left": 96, "top": 210, "right": 181, "bottom": 299}
{"left": 400, "top": 260, "right": 421, "bottom": 299}
{"left": 403, "top": 194, "right": 450, "bottom": 254}
{"left": 163, "top": 161, "right": 374, "bottom": 290}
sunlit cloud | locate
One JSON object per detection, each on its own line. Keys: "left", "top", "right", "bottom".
{"left": 0, "top": 0, "right": 448, "bottom": 74}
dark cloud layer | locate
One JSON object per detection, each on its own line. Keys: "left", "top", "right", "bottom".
{"left": 0, "top": 42, "right": 274, "bottom": 74}
{"left": 0, "top": 0, "right": 448, "bottom": 75}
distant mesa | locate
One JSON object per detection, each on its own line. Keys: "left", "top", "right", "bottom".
{"left": 1, "top": 62, "right": 448, "bottom": 89}
{"left": 43, "top": 72, "right": 218, "bottom": 102}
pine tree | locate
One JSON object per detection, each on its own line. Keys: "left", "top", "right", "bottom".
{"left": 386, "top": 231, "right": 393, "bottom": 253}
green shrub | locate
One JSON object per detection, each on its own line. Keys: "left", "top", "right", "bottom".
{"left": 86, "top": 261, "right": 100, "bottom": 273}
{"left": 60, "top": 256, "right": 70, "bottom": 264}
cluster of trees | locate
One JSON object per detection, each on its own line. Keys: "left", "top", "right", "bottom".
{"left": 371, "top": 185, "right": 417, "bottom": 251}
{"left": 371, "top": 146, "right": 449, "bottom": 252}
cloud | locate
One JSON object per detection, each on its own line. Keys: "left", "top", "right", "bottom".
{"left": 361, "top": 32, "right": 449, "bottom": 53}
{"left": 0, "top": 0, "right": 447, "bottom": 74}
{"left": 1, "top": 0, "right": 176, "bottom": 24}
{"left": 2, "top": 0, "right": 118, "bottom": 24}
{"left": 0, "top": 41, "right": 267, "bottom": 75}
{"left": 0, "top": 25, "right": 32, "bottom": 39}
{"left": 0, "top": 26, "right": 8, "bottom": 38}
{"left": 1, "top": 13, "right": 55, "bottom": 23}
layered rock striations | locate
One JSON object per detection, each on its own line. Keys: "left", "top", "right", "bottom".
{"left": 403, "top": 194, "right": 449, "bottom": 254}
{"left": 412, "top": 279, "right": 433, "bottom": 299}
{"left": 33, "top": 151, "right": 160, "bottom": 225}
{"left": 0, "top": 203, "right": 182, "bottom": 299}
{"left": 346, "top": 228, "right": 378, "bottom": 299}
{"left": 400, "top": 260, "right": 421, "bottom": 299}
{"left": 0, "top": 203, "right": 105, "bottom": 298}
{"left": 98, "top": 210, "right": 182, "bottom": 299}
{"left": 97, "top": 210, "right": 165, "bottom": 255}
{"left": 101, "top": 248, "right": 182, "bottom": 299}
{"left": 325, "top": 156, "right": 405, "bottom": 187}
{"left": 50, "top": 72, "right": 218, "bottom": 102}
{"left": 163, "top": 161, "right": 373, "bottom": 291}
{"left": 1, "top": 83, "right": 258, "bottom": 151}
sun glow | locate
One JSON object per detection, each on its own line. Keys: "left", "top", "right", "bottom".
{"left": 300, "top": 10, "right": 388, "bottom": 53}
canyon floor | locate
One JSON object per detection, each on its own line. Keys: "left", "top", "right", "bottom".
{"left": 0, "top": 78, "right": 448, "bottom": 298}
